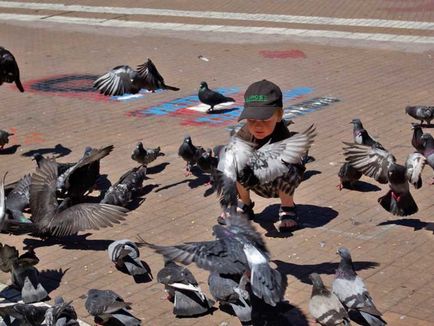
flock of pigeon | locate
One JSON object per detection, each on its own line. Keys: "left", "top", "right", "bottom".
{"left": 0, "top": 45, "right": 432, "bottom": 326}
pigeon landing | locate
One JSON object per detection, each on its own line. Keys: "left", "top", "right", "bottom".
{"left": 131, "top": 142, "right": 164, "bottom": 166}
{"left": 0, "top": 47, "right": 24, "bottom": 92}
{"left": 0, "top": 129, "right": 14, "bottom": 150}
{"left": 143, "top": 214, "right": 283, "bottom": 307}
{"left": 156, "top": 259, "right": 215, "bottom": 317}
{"left": 177, "top": 135, "right": 207, "bottom": 176}
{"left": 333, "top": 248, "right": 386, "bottom": 326}
{"left": 405, "top": 106, "right": 434, "bottom": 126}
{"left": 136, "top": 58, "right": 180, "bottom": 92}
{"left": 198, "top": 81, "right": 235, "bottom": 113}
{"left": 351, "top": 119, "right": 385, "bottom": 150}
{"left": 308, "top": 273, "right": 351, "bottom": 326}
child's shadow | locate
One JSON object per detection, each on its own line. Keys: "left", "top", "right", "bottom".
{"left": 255, "top": 203, "right": 338, "bottom": 238}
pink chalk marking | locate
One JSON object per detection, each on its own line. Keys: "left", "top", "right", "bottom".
{"left": 23, "top": 132, "right": 46, "bottom": 145}
{"left": 259, "top": 50, "right": 307, "bottom": 59}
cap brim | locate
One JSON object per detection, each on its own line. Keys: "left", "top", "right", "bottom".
{"left": 238, "top": 106, "right": 277, "bottom": 121}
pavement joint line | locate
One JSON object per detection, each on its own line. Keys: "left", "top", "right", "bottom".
{"left": 2, "top": 1, "right": 434, "bottom": 31}
{"left": 2, "top": 13, "right": 434, "bottom": 45}
{"left": 310, "top": 224, "right": 395, "bottom": 240}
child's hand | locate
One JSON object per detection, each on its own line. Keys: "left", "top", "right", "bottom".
{"left": 238, "top": 165, "right": 260, "bottom": 187}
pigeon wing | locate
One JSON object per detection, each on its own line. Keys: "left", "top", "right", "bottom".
{"left": 405, "top": 152, "right": 426, "bottom": 189}
{"left": 93, "top": 66, "right": 134, "bottom": 96}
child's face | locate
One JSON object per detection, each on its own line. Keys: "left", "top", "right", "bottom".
{"left": 246, "top": 109, "right": 282, "bottom": 139}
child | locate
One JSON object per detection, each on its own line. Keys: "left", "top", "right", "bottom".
{"left": 220, "top": 79, "right": 306, "bottom": 232}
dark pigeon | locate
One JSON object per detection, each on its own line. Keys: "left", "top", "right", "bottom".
{"left": 420, "top": 133, "right": 434, "bottom": 184}
{"left": 198, "top": 81, "right": 235, "bottom": 113}
{"left": 0, "top": 130, "right": 14, "bottom": 150}
{"left": 30, "top": 158, "right": 128, "bottom": 238}
{"left": 156, "top": 259, "right": 214, "bottom": 317}
{"left": 84, "top": 288, "right": 141, "bottom": 325}
{"left": 411, "top": 123, "right": 424, "bottom": 153}
{"left": 351, "top": 119, "right": 385, "bottom": 150}
{"left": 333, "top": 248, "right": 387, "bottom": 326}
{"left": 308, "top": 273, "right": 351, "bottom": 326}
{"left": 142, "top": 214, "right": 283, "bottom": 307}
{"left": 0, "top": 302, "right": 48, "bottom": 326}
{"left": 405, "top": 105, "right": 434, "bottom": 125}
{"left": 45, "top": 297, "right": 79, "bottom": 326}
{"left": 0, "top": 47, "right": 24, "bottom": 92}
{"left": 178, "top": 135, "right": 206, "bottom": 176}
{"left": 135, "top": 58, "right": 179, "bottom": 92}
{"left": 131, "top": 142, "right": 164, "bottom": 166}
{"left": 337, "top": 162, "right": 362, "bottom": 190}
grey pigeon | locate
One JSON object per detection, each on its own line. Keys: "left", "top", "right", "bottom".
{"left": 101, "top": 166, "right": 147, "bottom": 207}
{"left": 0, "top": 302, "right": 48, "bottom": 326}
{"left": 142, "top": 214, "right": 283, "bottom": 307}
{"left": 208, "top": 272, "right": 252, "bottom": 324}
{"left": 5, "top": 174, "right": 31, "bottom": 220}
{"left": 107, "top": 239, "right": 151, "bottom": 280}
{"left": 0, "top": 47, "right": 24, "bottom": 92}
{"left": 333, "top": 248, "right": 386, "bottom": 326}
{"left": 0, "top": 130, "right": 13, "bottom": 150}
{"left": 135, "top": 58, "right": 179, "bottom": 92}
{"left": 84, "top": 288, "right": 141, "bottom": 325}
{"left": 405, "top": 105, "right": 434, "bottom": 125}
{"left": 411, "top": 123, "right": 424, "bottom": 153}
{"left": 308, "top": 273, "right": 351, "bottom": 326}
{"left": 30, "top": 158, "right": 128, "bottom": 238}
{"left": 131, "top": 142, "right": 164, "bottom": 166}
{"left": 45, "top": 297, "right": 79, "bottom": 326}
{"left": 351, "top": 119, "right": 385, "bottom": 150}
{"left": 343, "top": 143, "right": 419, "bottom": 216}
{"left": 337, "top": 162, "right": 362, "bottom": 190}
{"left": 420, "top": 133, "right": 434, "bottom": 184}
{"left": 405, "top": 153, "right": 426, "bottom": 189}
{"left": 198, "top": 81, "right": 235, "bottom": 113}
{"left": 177, "top": 136, "right": 207, "bottom": 176}
{"left": 156, "top": 259, "right": 214, "bottom": 317}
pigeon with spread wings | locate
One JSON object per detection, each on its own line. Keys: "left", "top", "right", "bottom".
{"left": 136, "top": 58, "right": 179, "bottom": 92}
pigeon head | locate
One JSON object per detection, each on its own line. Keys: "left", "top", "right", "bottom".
{"left": 421, "top": 133, "right": 433, "bottom": 144}
{"left": 308, "top": 273, "right": 324, "bottom": 287}
{"left": 84, "top": 146, "right": 93, "bottom": 156}
{"left": 350, "top": 118, "right": 363, "bottom": 128}
{"left": 336, "top": 247, "right": 352, "bottom": 261}
{"left": 405, "top": 106, "right": 414, "bottom": 114}
{"left": 136, "top": 142, "right": 144, "bottom": 149}
{"left": 199, "top": 81, "right": 208, "bottom": 89}
{"left": 184, "top": 135, "right": 192, "bottom": 144}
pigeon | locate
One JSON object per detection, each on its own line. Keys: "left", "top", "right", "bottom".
{"left": 405, "top": 152, "right": 426, "bottom": 189}
{"left": 135, "top": 58, "right": 180, "bottom": 92}
{"left": 177, "top": 136, "right": 207, "bottom": 176}
{"left": 333, "top": 247, "right": 386, "bottom": 326}
{"left": 0, "top": 244, "right": 48, "bottom": 303}
{"left": 351, "top": 119, "right": 385, "bottom": 150}
{"left": 0, "top": 47, "right": 24, "bottom": 92}
{"left": 208, "top": 272, "right": 252, "bottom": 324}
{"left": 156, "top": 259, "right": 214, "bottom": 317}
{"left": 29, "top": 158, "right": 128, "bottom": 237}
{"left": 5, "top": 174, "right": 31, "bottom": 220}
{"left": 411, "top": 123, "right": 424, "bottom": 153}
{"left": 308, "top": 273, "right": 351, "bottom": 326}
{"left": 84, "top": 289, "right": 141, "bottom": 325}
{"left": 107, "top": 239, "right": 151, "bottom": 280}
{"left": 405, "top": 105, "right": 434, "bottom": 125}
{"left": 0, "top": 130, "right": 13, "bottom": 150}
{"left": 101, "top": 166, "right": 147, "bottom": 207}
{"left": 343, "top": 143, "right": 419, "bottom": 216}
{"left": 337, "top": 162, "right": 362, "bottom": 190}
{"left": 420, "top": 133, "right": 434, "bottom": 184}
{"left": 216, "top": 124, "right": 316, "bottom": 210}
{"left": 198, "top": 81, "right": 235, "bottom": 113}
{"left": 131, "top": 142, "right": 164, "bottom": 166}
{"left": 142, "top": 214, "right": 284, "bottom": 307}
{"left": 45, "top": 297, "right": 79, "bottom": 326}
{"left": 0, "top": 302, "right": 48, "bottom": 325}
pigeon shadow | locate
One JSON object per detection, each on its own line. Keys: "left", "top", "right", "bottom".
{"left": 146, "top": 162, "right": 170, "bottom": 175}
{"left": 273, "top": 259, "right": 380, "bottom": 285}
{"left": 155, "top": 170, "right": 210, "bottom": 192}
{"left": 21, "top": 144, "right": 72, "bottom": 158}
{"left": 95, "top": 174, "right": 112, "bottom": 193}
{"left": 378, "top": 218, "right": 434, "bottom": 234}
{"left": 126, "top": 184, "right": 160, "bottom": 210}
{"left": 302, "top": 169, "right": 321, "bottom": 182}
{"left": 0, "top": 144, "right": 20, "bottom": 155}
{"left": 207, "top": 107, "right": 240, "bottom": 114}
{"left": 251, "top": 298, "right": 309, "bottom": 326}
{"left": 39, "top": 268, "right": 69, "bottom": 294}
{"left": 342, "top": 180, "right": 382, "bottom": 193}
{"left": 255, "top": 204, "right": 338, "bottom": 238}
{"left": 23, "top": 233, "right": 113, "bottom": 251}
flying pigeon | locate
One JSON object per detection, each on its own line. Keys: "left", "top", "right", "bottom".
{"left": 0, "top": 302, "right": 48, "bottom": 325}
{"left": 84, "top": 288, "right": 141, "bottom": 325}
{"left": 177, "top": 135, "right": 207, "bottom": 176}
{"left": 343, "top": 143, "right": 419, "bottom": 216}
{"left": 107, "top": 239, "right": 151, "bottom": 281}
{"left": 420, "top": 133, "right": 434, "bottom": 184}
{"left": 142, "top": 214, "right": 284, "bottom": 307}
{"left": 0, "top": 46, "right": 24, "bottom": 92}
{"left": 29, "top": 158, "right": 128, "bottom": 237}
{"left": 0, "top": 129, "right": 13, "bottom": 150}
{"left": 351, "top": 119, "right": 385, "bottom": 150}
{"left": 156, "top": 259, "right": 214, "bottom": 317}
{"left": 131, "top": 142, "right": 164, "bottom": 166}
{"left": 411, "top": 123, "right": 424, "bottom": 153}
{"left": 45, "top": 296, "right": 79, "bottom": 326}
{"left": 337, "top": 162, "right": 362, "bottom": 190}
{"left": 208, "top": 271, "right": 252, "bottom": 324}
{"left": 135, "top": 58, "right": 180, "bottom": 92}
{"left": 405, "top": 105, "right": 434, "bottom": 126}
{"left": 308, "top": 273, "right": 351, "bottom": 326}
{"left": 405, "top": 152, "right": 426, "bottom": 189}
{"left": 333, "top": 247, "right": 386, "bottom": 326}
{"left": 198, "top": 81, "right": 235, "bottom": 113}
{"left": 101, "top": 166, "right": 147, "bottom": 207}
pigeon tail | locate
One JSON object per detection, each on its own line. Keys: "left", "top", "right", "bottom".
{"left": 124, "top": 257, "right": 148, "bottom": 276}
{"left": 163, "top": 84, "right": 180, "bottom": 91}
{"left": 360, "top": 311, "right": 387, "bottom": 326}
{"left": 21, "top": 277, "right": 48, "bottom": 303}
{"left": 15, "top": 79, "right": 24, "bottom": 92}
{"left": 378, "top": 190, "right": 418, "bottom": 216}
{"left": 250, "top": 264, "right": 282, "bottom": 307}
{"left": 173, "top": 290, "right": 214, "bottom": 317}
{"left": 110, "top": 310, "right": 141, "bottom": 326}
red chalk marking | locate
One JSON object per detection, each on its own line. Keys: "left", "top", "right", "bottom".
{"left": 23, "top": 132, "right": 46, "bottom": 145}
{"left": 259, "top": 50, "right": 306, "bottom": 59}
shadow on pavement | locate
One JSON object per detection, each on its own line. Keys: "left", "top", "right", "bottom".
{"left": 378, "top": 218, "right": 434, "bottom": 234}
{"left": 24, "top": 233, "right": 112, "bottom": 251}
{"left": 0, "top": 144, "right": 20, "bottom": 155}
{"left": 21, "top": 143, "right": 72, "bottom": 158}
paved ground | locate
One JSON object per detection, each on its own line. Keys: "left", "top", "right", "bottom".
{"left": 0, "top": 1, "right": 433, "bottom": 325}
